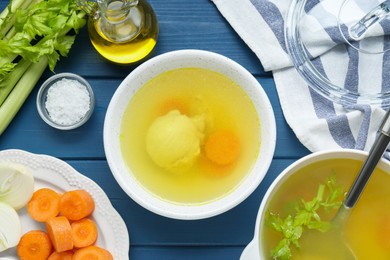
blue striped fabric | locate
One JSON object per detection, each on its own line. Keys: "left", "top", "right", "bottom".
{"left": 212, "top": 0, "right": 388, "bottom": 153}
{"left": 250, "top": 0, "right": 287, "bottom": 53}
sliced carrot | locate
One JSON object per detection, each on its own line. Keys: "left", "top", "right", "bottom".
{"left": 17, "top": 230, "right": 52, "bottom": 260}
{"left": 204, "top": 130, "right": 240, "bottom": 166}
{"left": 199, "top": 154, "right": 233, "bottom": 177}
{"left": 46, "top": 216, "right": 74, "bottom": 252}
{"left": 101, "top": 248, "right": 114, "bottom": 260}
{"left": 71, "top": 218, "right": 98, "bottom": 248}
{"left": 59, "top": 189, "right": 95, "bottom": 221}
{"left": 47, "top": 250, "right": 73, "bottom": 260}
{"left": 159, "top": 98, "right": 188, "bottom": 116}
{"left": 27, "top": 188, "right": 61, "bottom": 222}
{"left": 72, "top": 245, "right": 113, "bottom": 260}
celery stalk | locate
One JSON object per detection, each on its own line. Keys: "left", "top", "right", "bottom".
{"left": 0, "top": 0, "right": 38, "bottom": 39}
{"left": 0, "top": 0, "right": 86, "bottom": 135}
{"left": 0, "top": 0, "right": 24, "bottom": 28}
{"left": 2, "top": 26, "right": 15, "bottom": 41}
{"left": 0, "top": 59, "right": 30, "bottom": 106}
{"left": 0, "top": 0, "right": 37, "bottom": 68}
{"left": 0, "top": 57, "right": 47, "bottom": 135}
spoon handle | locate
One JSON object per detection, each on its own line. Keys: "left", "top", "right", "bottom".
{"left": 344, "top": 109, "right": 390, "bottom": 208}
{"left": 348, "top": 0, "right": 390, "bottom": 40}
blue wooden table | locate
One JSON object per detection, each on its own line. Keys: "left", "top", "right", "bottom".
{"left": 0, "top": 0, "right": 310, "bottom": 259}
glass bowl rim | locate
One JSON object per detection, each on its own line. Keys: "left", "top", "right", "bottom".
{"left": 36, "top": 72, "right": 95, "bottom": 130}
{"left": 285, "top": 0, "right": 390, "bottom": 109}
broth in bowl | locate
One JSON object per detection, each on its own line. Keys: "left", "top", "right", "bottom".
{"left": 258, "top": 152, "right": 390, "bottom": 259}
{"left": 120, "top": 67, "right": 260, "bottom": 204}
{"left": 104, "top": 50, "right": 276, "bottom": 220}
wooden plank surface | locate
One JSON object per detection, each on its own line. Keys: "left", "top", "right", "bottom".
{"left": 65, "top": 159, "right": 294, "bottom": 244}
{"left": 0, "top": 0, "right": 311, "bottom": 259}
{"left": 0, "top": 77, "right": 309, "bottom": 159}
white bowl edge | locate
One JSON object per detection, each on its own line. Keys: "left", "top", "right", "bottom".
{"left": 103, "top": 49, "right": 277, "bottom": 220}
{"left": 242, "top": 148, "right": 390, "bottom": 259}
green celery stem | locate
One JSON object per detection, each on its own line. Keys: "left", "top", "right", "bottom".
{"left": 0, "top": 57, "right": 48, "bottom": 135}
{"left": 0, "top": 0, "right": 26, "bottom": 37}
{"left": 0, "top": 0, "right": 24, "bottom": 23}
{"left": 0, "top": 59, "right": 31, "bottom": 106}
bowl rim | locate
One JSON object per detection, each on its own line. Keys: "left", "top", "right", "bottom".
{"left": 36, "top": 72, "right": 95, "bottom": 130}
{"left": 284, "top": 0, "right": 390, "bottom": 108}
{"left": 245, "top": 149, "right": 390, "bottom": 259}
{"left": 103, "top": 49, "right": 277, "bottom": 220}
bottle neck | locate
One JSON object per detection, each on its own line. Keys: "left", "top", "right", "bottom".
{"left": 92, "top": 0, "right": 143, "bottom": 43}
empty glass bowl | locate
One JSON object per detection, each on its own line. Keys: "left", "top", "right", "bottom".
{"left": 36, "top": 73, "right": 95, "bottom": 130}
{"left": 285, "top": 0, "right": 390, "bottom": 108}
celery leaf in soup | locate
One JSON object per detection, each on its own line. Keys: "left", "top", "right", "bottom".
{"left": 266, "top": 176, "right": 344, "bottom": 259}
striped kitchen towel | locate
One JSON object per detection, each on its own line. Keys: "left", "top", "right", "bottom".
{"left": 211, "top": 0, "right": 388, "bottom": 153}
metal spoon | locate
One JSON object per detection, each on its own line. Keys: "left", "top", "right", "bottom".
{"left": 336, "top": 107, "right": 390, "bottom": 221}
{"left": 306, "top": 108, "right": 390, "bottom": 259}
{"left": 328, "top": 107, "right": 390, "bottom": 258}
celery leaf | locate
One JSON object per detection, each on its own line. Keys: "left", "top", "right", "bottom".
{"left": 266, "top": 176, "right": 344, "bottom": 259}
{"left": 0, "top": 63, "right": 17, "bottom": 80}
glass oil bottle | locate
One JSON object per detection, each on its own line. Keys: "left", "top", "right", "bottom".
{"left": 80, "top": 0, "right": 158, "bottom": 64}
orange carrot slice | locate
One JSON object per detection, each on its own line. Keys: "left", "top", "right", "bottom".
{"left": 72, "top": 245, "right": 113, "bottom": 260}
{"left": 59, "top": 189, "right": 95, "bottom": 221}
{"left": 27, "top": 188, "right": 61, "bottom": 222}
{"left": 17, "top": 230, "right": 52, "bottom": 260}
{"left": 47, "top": 250, "right": 73, "bottom": 260}
{"left": 204, "top": 130, "right": 240, "bottom": 166}
{"left": 159, "top": 98, "right": 189, "bottom": 116}
{"left": 46, "top": 216, "right": 74, "bottom": 252}
{"left": 71, "top": 218, "right": 98, "bottom": 248}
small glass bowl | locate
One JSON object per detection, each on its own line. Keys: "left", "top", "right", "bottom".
{"left": 36, "top": 73, "right": 95, "bottom": 130}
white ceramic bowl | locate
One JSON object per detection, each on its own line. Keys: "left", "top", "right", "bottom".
{"left": 240, "top": 149, "right": 390, "bottom": 259}
{"left": 103, "top": 50, "right": 276, "bottom": 220}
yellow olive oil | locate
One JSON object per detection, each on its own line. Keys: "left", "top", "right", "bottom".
{"left": 120, "top": 68, "right": 261, "bottom": 205}
{"left": 88, "top": 0, "right": 158, "bottom": 64}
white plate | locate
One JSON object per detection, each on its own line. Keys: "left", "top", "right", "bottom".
{"left": 0, "top": 149, "right": 129, "bottom": 260}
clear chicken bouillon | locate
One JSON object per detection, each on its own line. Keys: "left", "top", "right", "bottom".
{"left": 261, "top": 158, "right": 390, "bottom": 259}
{"left": 120, "top": 67, "right": 261, "bottom": 205}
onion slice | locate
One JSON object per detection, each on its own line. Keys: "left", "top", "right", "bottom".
{"left": 0, "top": 162, "right": 34, "bottom": 210}
{"left": 0, "top": 202, "right": 21, "bottom": 252}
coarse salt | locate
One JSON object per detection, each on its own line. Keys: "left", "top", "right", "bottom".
{"left": 45, "top": 78, "right": 91, "bottom": 126}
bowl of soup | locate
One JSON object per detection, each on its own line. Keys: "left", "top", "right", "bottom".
{"left": 104, "top": 49, "right": 276, "bottom": 220}
{"left": 241, "top": 149, "right": 390, "bottom": 259}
